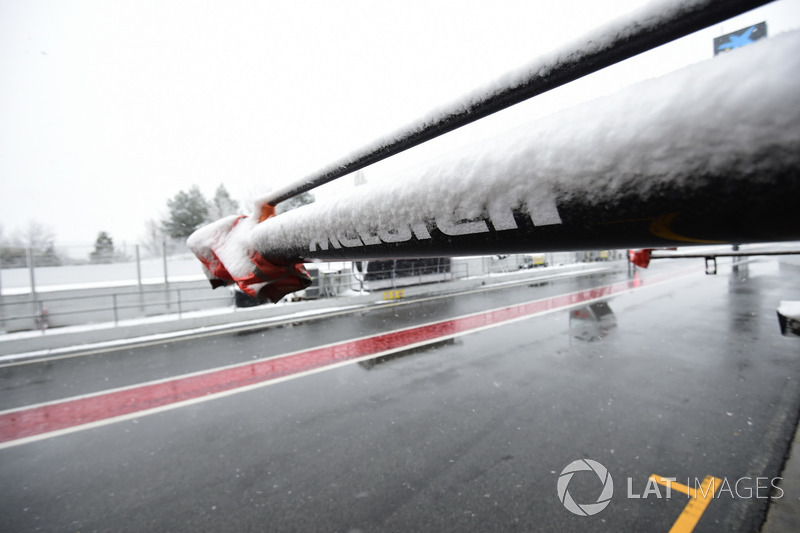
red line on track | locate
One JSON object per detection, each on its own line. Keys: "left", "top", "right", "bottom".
{"left": 0, "top": 268, "right": 690, "bottom": 445}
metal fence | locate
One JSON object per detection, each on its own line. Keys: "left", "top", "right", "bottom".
{"left": 0, "top": 252, "right": 601, "bottom": 333}
{"left": 0, "top": 282, "right": 234, "bottom": 333}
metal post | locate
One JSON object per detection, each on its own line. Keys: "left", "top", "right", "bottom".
{"left": 37, "top": 301, "right": 45, "bottom": 332}
{"left": 135, "top": 244, "right": 142, "bottom": 291}
{"left": 162, "top": 239, "right": 170, "bottom": 309}
{"left": 112, "top": 294, "right": 119, "bottom": 326}
{"left": 136, "top": 244, "right": 145, "bottom": 312}
{"left": 0, "top": 260, "right": 4, "bottom": 330}
{"left": 161, "top": 240, "right": 169, "bottom": 286}
{"left": 26, "top": 247, "right": 36, "bottom": 300}
{"left": 177, "top": 289, "right": 182, "bottom": 318}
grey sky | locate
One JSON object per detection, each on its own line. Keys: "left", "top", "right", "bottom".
{"left": 2, "top": 0, "right": 799, "bottom": 251}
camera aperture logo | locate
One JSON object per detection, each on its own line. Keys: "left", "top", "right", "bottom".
{"left": 557, "top": 459, "right": 614, "bottom": 516}
{"left": 557, "top": 459, "right": 785, "bottom": 519}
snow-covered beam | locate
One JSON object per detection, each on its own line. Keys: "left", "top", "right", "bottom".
{"left": 252, "top": 30, "right": 800, "bottom": 262}
{"left": 264, "top": 0, "right": 776, "bottom": 207}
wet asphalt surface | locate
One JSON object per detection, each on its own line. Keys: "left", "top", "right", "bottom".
{"left": 1, "top": 259, "right": 800, "bottom": 532}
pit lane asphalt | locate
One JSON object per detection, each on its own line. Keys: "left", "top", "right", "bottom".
{"left": 1, "top": 258, "right": 799, "bottom": 532}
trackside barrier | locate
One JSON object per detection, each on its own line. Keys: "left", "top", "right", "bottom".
{"left": 0, "top": 253, "right": 592, "bottom": 333}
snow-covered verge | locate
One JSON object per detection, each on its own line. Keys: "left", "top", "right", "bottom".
{"left": 250, "top": 30, "right": 800, "bottom": 260}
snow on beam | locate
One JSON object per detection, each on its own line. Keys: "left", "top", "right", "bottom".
{"left": 264, "top": 0, "right": 776, "bottom": 206}
{"left": 250, "top": 30, "right": 800, "bottom": 262}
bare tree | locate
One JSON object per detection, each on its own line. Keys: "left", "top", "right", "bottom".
{"left": 0, "top": 224, "right": 25, "bottom": 267}
{"left": 15, "top": 220, "right": 56, "bottom": 250}
{"left": 12, "top": 221, "right": 60, "bottom": 266}
{"left": 141, "top": 219, "right": 166, "bottom": 257}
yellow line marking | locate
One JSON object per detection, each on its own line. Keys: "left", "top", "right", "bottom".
{"left": 651, "top": 474, "right": 691, "bottom": 496}
{"left": 650, "top": 474, "right": 723, "bottom": 533}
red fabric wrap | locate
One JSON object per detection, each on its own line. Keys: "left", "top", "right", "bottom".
{"left": 188, "top": 211, "right": 311, "bottom": 303}
{"left": 628, "top": 249, "right": 653, "bottom": 269}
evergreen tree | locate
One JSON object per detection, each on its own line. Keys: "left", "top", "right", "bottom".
{"left": 162, "top": 186, "right": 210, "bottom": 239}
{"left": 209, "top": 184, "right": 240, "bottom": 220}
{"left": 90, "top": 231, "right": 115, "bottom": 264}
{"left": 38, "top": 242, "right": 62, "bottom": 266}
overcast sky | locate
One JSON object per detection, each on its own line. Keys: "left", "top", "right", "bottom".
{"left": 2, "top": 0, "right": 799, "bottom": 253}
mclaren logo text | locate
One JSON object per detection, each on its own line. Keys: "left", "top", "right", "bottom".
{"left": 309, "top": 195, "right": 562, "bottom": 252}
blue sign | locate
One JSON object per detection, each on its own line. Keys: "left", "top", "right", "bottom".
{"left": 714, "top": 22, "right": 767, "bottom": 56}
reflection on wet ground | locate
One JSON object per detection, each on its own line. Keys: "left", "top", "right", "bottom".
{"left": 569, "top": 301, "right": 617, "bottom": 342}
{"left": 358, "top": 338, "right": 457, "bottom": 370}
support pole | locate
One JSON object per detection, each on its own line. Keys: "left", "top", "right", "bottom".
{"left": 161, "top": 240, "right": 169, "bottom": 286}
{"left": 26, "top": 247, "right": 37, "bottom": 301}
{"left": 162, "top": 240, "right": 170, "bottom": 310}
{"left": 135, "top": 244, "right": 142, "bottom": 291}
